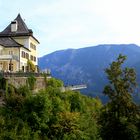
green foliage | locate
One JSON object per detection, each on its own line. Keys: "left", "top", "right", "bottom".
{"left": 0, "top": 77, "right": 102, "bottom": 139}
{"left": 1, "top": 55, "right": 140, "bottom": 139}
{"left": 99, "top": 54, "right": 140, "bottom": 140}
{"left": 27, "top": 59, "right": 36, "bottom": 72}
{"left": 17, "top": 85, "right": 31, "bottom": 97}
{"left": 27, "top": 75, "right": 36, "bottom": 90}
{"left": 69, "top": 91, "right": 85, "bottom": 112}
{"left": 47, "top": 78, "right": 63, "bottom": 88}
{"left": 0, "top": 117, "right": 31, "bottom": 140}
{"left": 0, "top": 76, "right": 7, "bottom": 90}
{"left": 51, "top": 112, "right": 81, "bottom": 139}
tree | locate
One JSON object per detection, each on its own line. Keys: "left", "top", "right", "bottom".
{"left": 99, "top": 54, "right": 140, "bottom": 140}
{"left": 0, "top": 75, "right": 102, "bottom": 139}
{"left": 47, "top": 78, "right": 63, "bottom": 88}
{"left": 27, "top": 59, "right": 36, "bottom": 72}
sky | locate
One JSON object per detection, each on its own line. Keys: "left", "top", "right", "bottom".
{"left": 0, "top": 0, "right": 140, "bottom": 56}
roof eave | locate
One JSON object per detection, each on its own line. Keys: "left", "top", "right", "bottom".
{"left": 0, "top": 34, "right": 40, "bottom": 44}
{"left": 31, "top": 35, "right": 40, "bottom": 44}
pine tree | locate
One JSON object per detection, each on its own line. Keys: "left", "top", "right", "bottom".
{"left": 99, "top": 54, "right": 140, "bottom": 140}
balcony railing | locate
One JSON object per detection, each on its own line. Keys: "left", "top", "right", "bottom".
{"left": 0, "top": 55, "right": 19, "bottom": 61}
{"left": 60, "top": 84, "right": 87, "bottom": 92}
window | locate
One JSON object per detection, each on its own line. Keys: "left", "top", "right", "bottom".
{"left": 9, "top": 63, "right": 13, "bottom": 71}
{"left": 30, "top": 55, "right": 34, "bottom": 61}
{"left": 22, "top": 51, "right": 25, "bottom": 58}
{"left": 26, "top": 66, "right": 29, "bottom": 72}
{"left": 22, "top": 51, "right": 23, "bottom": 57}
{"left": 22, "top": 51, "right": 28, "bottom": 59}
{"left": 34, "top": 56, "right": 36, "bottom": 62}
{"left": 30, "top": 55, "right": 36, "bottom": 62}
{"left": 30, "top": 43, "right": 36, "bottom": 50}
{"left": 9, "top": 51, "right": 13, "bottom": 55}
{"left": 22, "top": 66, "right": 24, "bottom": 72}
{"left": 26, "top": 53, "right": 29, "bottom": 59}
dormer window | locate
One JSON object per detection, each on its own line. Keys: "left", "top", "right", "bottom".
{"left": 11, "top": 20, "right": 18, "bottom": 32}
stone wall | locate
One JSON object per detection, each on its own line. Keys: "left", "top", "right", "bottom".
{"left": 5, "top": 76, "right": 51, "bottom": 91}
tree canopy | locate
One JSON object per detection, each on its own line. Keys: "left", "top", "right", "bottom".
{"left": 0, "top": 77, "right": 102, "bottom": 140}
{"left": 1, "top": 54, "right": 140, "bottom": 140}
{"left": 99, "top": 54, "right": 140, "bottom": 140}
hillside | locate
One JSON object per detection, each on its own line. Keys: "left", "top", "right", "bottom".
{"left": 38, "top": 44, "right": 140, "bottom": 100}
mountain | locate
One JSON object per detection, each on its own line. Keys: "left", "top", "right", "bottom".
{"left": 38, "top": 44, "right": 140, "bottom": 101}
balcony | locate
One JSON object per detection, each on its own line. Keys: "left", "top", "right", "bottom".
{"left": 0, "top": 55, "right": 19, "bottom": 61}
{"left": 60, "top": 84, "right": 87, "bottom": 92}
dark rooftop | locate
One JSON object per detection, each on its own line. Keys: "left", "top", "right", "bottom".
{"left": 0, "top": 14, "right": 32, "bottom": 36}
{"left": 0, "top": 37, "right": 22, "bottom": 47}
{"left": 0, "top": 14, "right": 39, "bottom": 43}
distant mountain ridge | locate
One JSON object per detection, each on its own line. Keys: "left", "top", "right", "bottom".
{"left": 38, "top": 44, "right": 140, "bottom": 101}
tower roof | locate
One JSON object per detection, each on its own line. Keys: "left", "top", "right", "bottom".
{"left": 0, "top": 14, "right": 39, "bottom": 43}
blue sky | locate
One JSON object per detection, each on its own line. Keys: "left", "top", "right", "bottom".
{"left": 0, "top": 0, "right": 140, "bottom": 56}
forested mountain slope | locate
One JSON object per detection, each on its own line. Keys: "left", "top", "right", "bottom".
{"left": 39, "top": 44, "right": 140, "bottom": 100}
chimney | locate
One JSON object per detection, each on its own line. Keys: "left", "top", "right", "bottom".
{"left": 11, "top": 20, "right": 18, "bottom": 32}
